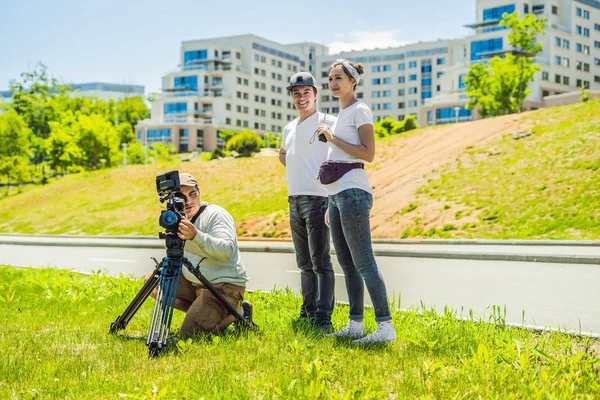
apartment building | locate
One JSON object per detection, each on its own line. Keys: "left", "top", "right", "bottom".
{"left": 135, "top": 35, "right": 326, "bottom": 152}
{"left": 421, "top": 0, "right": 600, "bottom": 125}
{"left": 138, "top": 0, "right": 600, "bottom": 152}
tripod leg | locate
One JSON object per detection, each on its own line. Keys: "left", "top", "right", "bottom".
{"left": 110, "top": 261, "right": 161, "bottom": 333}
{"left": 147, "top": 257, "right": 182, "bottom": 357}
{"left": 183, "top": 259, "right": 257, "bottom": 328}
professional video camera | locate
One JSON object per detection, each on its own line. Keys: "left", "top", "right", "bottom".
{"left": 110, "top": 170, "right": 256, "bottom": 357}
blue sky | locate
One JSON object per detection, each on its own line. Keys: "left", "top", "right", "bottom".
{"left": 0, "top": 0, "right": 475, "bottom": 94}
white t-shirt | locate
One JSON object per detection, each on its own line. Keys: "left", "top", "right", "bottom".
{"left": 325, "top": 101, "right": 373, "bottom": 195}
{"left": 281, "top": 111, "right": 337, "bottom": 197}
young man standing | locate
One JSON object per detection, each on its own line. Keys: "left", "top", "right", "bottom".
{"left": 279, "top": 72, "right": 336, "bottom": 331}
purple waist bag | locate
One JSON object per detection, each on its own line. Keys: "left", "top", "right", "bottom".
{"left": 317, "top": 161, "right": 364, "bottom": 185}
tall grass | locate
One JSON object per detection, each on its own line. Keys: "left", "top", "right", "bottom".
{"left": 1, "top": 265, "right": 599, "bottom": 399}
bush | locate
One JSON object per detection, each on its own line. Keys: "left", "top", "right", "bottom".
{"left": 226, "top": 129, "right": 262, "bottom": 157}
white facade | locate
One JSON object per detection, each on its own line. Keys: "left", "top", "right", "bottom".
{"left": 139, "top": 0, "right": 600, "bottom": 152}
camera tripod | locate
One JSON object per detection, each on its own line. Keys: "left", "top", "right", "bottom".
{"left": 110, "top": 243, "right": 256, "bottom": 357}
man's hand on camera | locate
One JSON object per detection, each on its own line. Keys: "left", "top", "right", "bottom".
{"left": 177, "top": 217, "right": 198, "bottom": 241}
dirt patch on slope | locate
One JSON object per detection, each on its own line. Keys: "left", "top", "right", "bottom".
{"left": 239, "top": 113, "right": 534, "bottom": 239}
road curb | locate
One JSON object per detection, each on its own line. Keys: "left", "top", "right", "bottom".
{"left": 2, "top": 236, "right": 599, "bottom": 265}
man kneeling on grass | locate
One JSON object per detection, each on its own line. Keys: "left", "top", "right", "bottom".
{"left": 145, "top": 172, "right": 248, "bottom": 338}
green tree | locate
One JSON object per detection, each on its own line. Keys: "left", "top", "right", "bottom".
{"left": 74, "top": 114, "right": 121, "bottom": 169}
{"left": 9, "top": 63, "right": 69, "bottom": 164}
{"left": 115, "top": 96, "right": 150, "bottom": 130}
{"left": 465, "top": 12, "right": 545, "bottom": 117}
{"left": 226, "top": 129, "right": 262, "bottom": 156}
{"left": 0, "top": 111, "right": 31, "bottom": 191}
{"left": 500, "top": 11, "right": 546, "bottom": 111}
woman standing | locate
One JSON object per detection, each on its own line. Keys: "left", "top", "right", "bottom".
{"left": 316, "top": 59, "right": 396, "bottom": 344}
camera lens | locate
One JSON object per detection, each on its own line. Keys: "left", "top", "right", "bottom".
{"left": 159, "top": 210, "right": 181, "bottom": 231}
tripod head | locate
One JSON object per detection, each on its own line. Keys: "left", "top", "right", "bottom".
{"left": 156, "top": 170, "right": 186, "bottom": 258}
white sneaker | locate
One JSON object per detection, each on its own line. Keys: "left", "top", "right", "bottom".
{"left": 351, "top": 321, "right": 396, "bottom": 345}
{"left": 326, "top": 320, "right": 364, "bottom": 339}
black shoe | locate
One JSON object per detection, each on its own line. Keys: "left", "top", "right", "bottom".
{"left": 314, "top": 317, "right": 333, "bottom": 333}
{"left": 292, "top": 311, "right": 315, "bottom": 330}
{"left": 241, "top": 301, "right": 253, "bottom": 322}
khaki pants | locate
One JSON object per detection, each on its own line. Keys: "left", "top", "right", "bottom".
{"left": 174, "top": 274, "right": 245, "bottom": 338}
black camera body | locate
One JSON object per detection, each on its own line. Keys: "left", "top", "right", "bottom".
{"left": 318, "top": 133, "right": 327, "bottom": 143}
{"left": 156, "top": 170, "right": 186, "bottom": 257}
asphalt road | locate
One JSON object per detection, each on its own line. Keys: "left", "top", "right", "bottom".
{"left": 1, "top": 236, "right": 599, "bottom": 336}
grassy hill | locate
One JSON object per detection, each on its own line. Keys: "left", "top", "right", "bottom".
{"left": 1, "top": 99, "right": 598, "bottom": 239}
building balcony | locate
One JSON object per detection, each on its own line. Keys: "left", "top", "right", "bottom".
{"left": 162, "top": 116, "right": 221, "bottom": 125}
{"left": 157, "top": 90, "right": 232, "bottom": 101}
{"left": 464, "top": 19, "right": 503, "bottom": 30}
{"left": 423, "top": 92, "right": 469, "bottom": 107}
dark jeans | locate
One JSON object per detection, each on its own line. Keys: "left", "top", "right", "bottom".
{"left": 328, "top": 188, "right": 392, "bottom": 322}
{"left": 289, "top": 195, "right": 335, "bottom": 320}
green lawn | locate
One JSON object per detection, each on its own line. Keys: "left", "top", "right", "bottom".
{"left": 1, "top": 266, "right": 599, "bottom": 399}
{"left": 412, "top": 99, "right": 600, "bottom": 239}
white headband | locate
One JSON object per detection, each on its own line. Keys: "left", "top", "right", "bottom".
{"left": 335, "top": 59, "right": 360, "bottom": 85}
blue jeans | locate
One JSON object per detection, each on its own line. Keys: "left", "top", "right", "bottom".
{"left": 328, "top": 188, "right": 392, "bottom": 322}
{"left": 289, "top": 195, "right": 335, "bottom": 320}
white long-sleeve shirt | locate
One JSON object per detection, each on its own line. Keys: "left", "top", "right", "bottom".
{"left": 182, "top": 202, "right": 248, "bottom": 287}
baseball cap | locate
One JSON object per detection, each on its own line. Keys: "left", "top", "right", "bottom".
{"left": 286, "top": 72, "right": 318, "bottom": 91}
{"left": 179, "top": 173, "right": 198, "bottom": 187}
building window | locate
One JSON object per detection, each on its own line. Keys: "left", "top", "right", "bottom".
{"left": 383, "top": 103, "right": 392, "bottom": 110}
{"left": 471, "top": 38, "right": 503, "bottom": 60}
{"left": 398, "top": 63, "right": 405, "bottom": 70}
{"left": 399, "top": 76, "right": 405, "bottom": 83}
{"left": 483, "top": 4, "right": 515, "bottom": 21}
{"left": 576, "top": 25, "right": 582, "bottom": 35}
{"left": 542, "top": 90, "right": 549, "bottom": 97}
{"left": 383, "top": 90, "right": 392, "bottom": 97}
{"left": 436, "top": 58, "right": 445, "bottom": 65}
{"left": 458, "top": 75, "right": 466, "bottom": 89}
{"left": 383, "top": 65, "right": 391, "bottom": 71}
{"left": 409, "top": 61, "right": 417, "bottom": 68}
{"left": 532, "top": 4, "right": 544, "bottom": 14}
{"left": 383, "top": 77, "right": 392, "bottom": 84}
{"left": 437, "top": 71, "right": 444, "bottom": 78}
{"left": 584, "top": 28, "right": 590, "bottom": 37}
{"left": 542, "top": 71, "right": 549, "bottom": 80}
{"left": 563, "top": 76, "right": 569, "bottom": 85}
{"left": 555, "top": 74, "right": 561, "bottom": 83}
{"left": 595, "top": 58, "right": 600, "bottom": 66}
{"left": 373, "top": 104, "right": 381, "bottom": 110}
{"left": 563, "top": 39, "right": 570, "bottom": 49}
{"left": 409, "top": 74, "right": 417, "bottom": 81}
{"left": 555, "top": 37, "right": 561, "bottom": 46}
{"left": 555, "top": 56, "right": 561, "bottom": 65}
{"left": 372, "top": 66, "right": 381, "bottom": 73}
{"left": 399, "top": 89, "right": 405, "bottom": 96}
{"left": 372, "top": 78, "right": 381, "bottom": 85}
{"left": 595, "top": 76, "right": 600, "bottom": 83}
{"left": 576, "top": 7, "right": 582, "bottom": 17}
{"left": 583, "top": 10, "right": 589, "bottom": 19}
{"left": 398, "top": 102, "right": 405, "bottom": 108}
{"left": 595, "top": 41, "right": 600, "bottom": 49}
{"left": 372, "top": 91, "right": 381, "bottom": 98}
{"left": 552, "top": 5, "right": 558, "bottom": 14}
{"left": 595, "top": 24, "right": 600, "bottom": 31}
{"left": 409, "top": 87, "right": 418, "bottom": 94}
{"left": 408, "top": 100, "right": 417, "bottom": 107}
{"left": 576, "top": 43, "right": 582, "bottom": 52}
{"left": 357, "top": 92, "right": 364, "bottom": 98}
